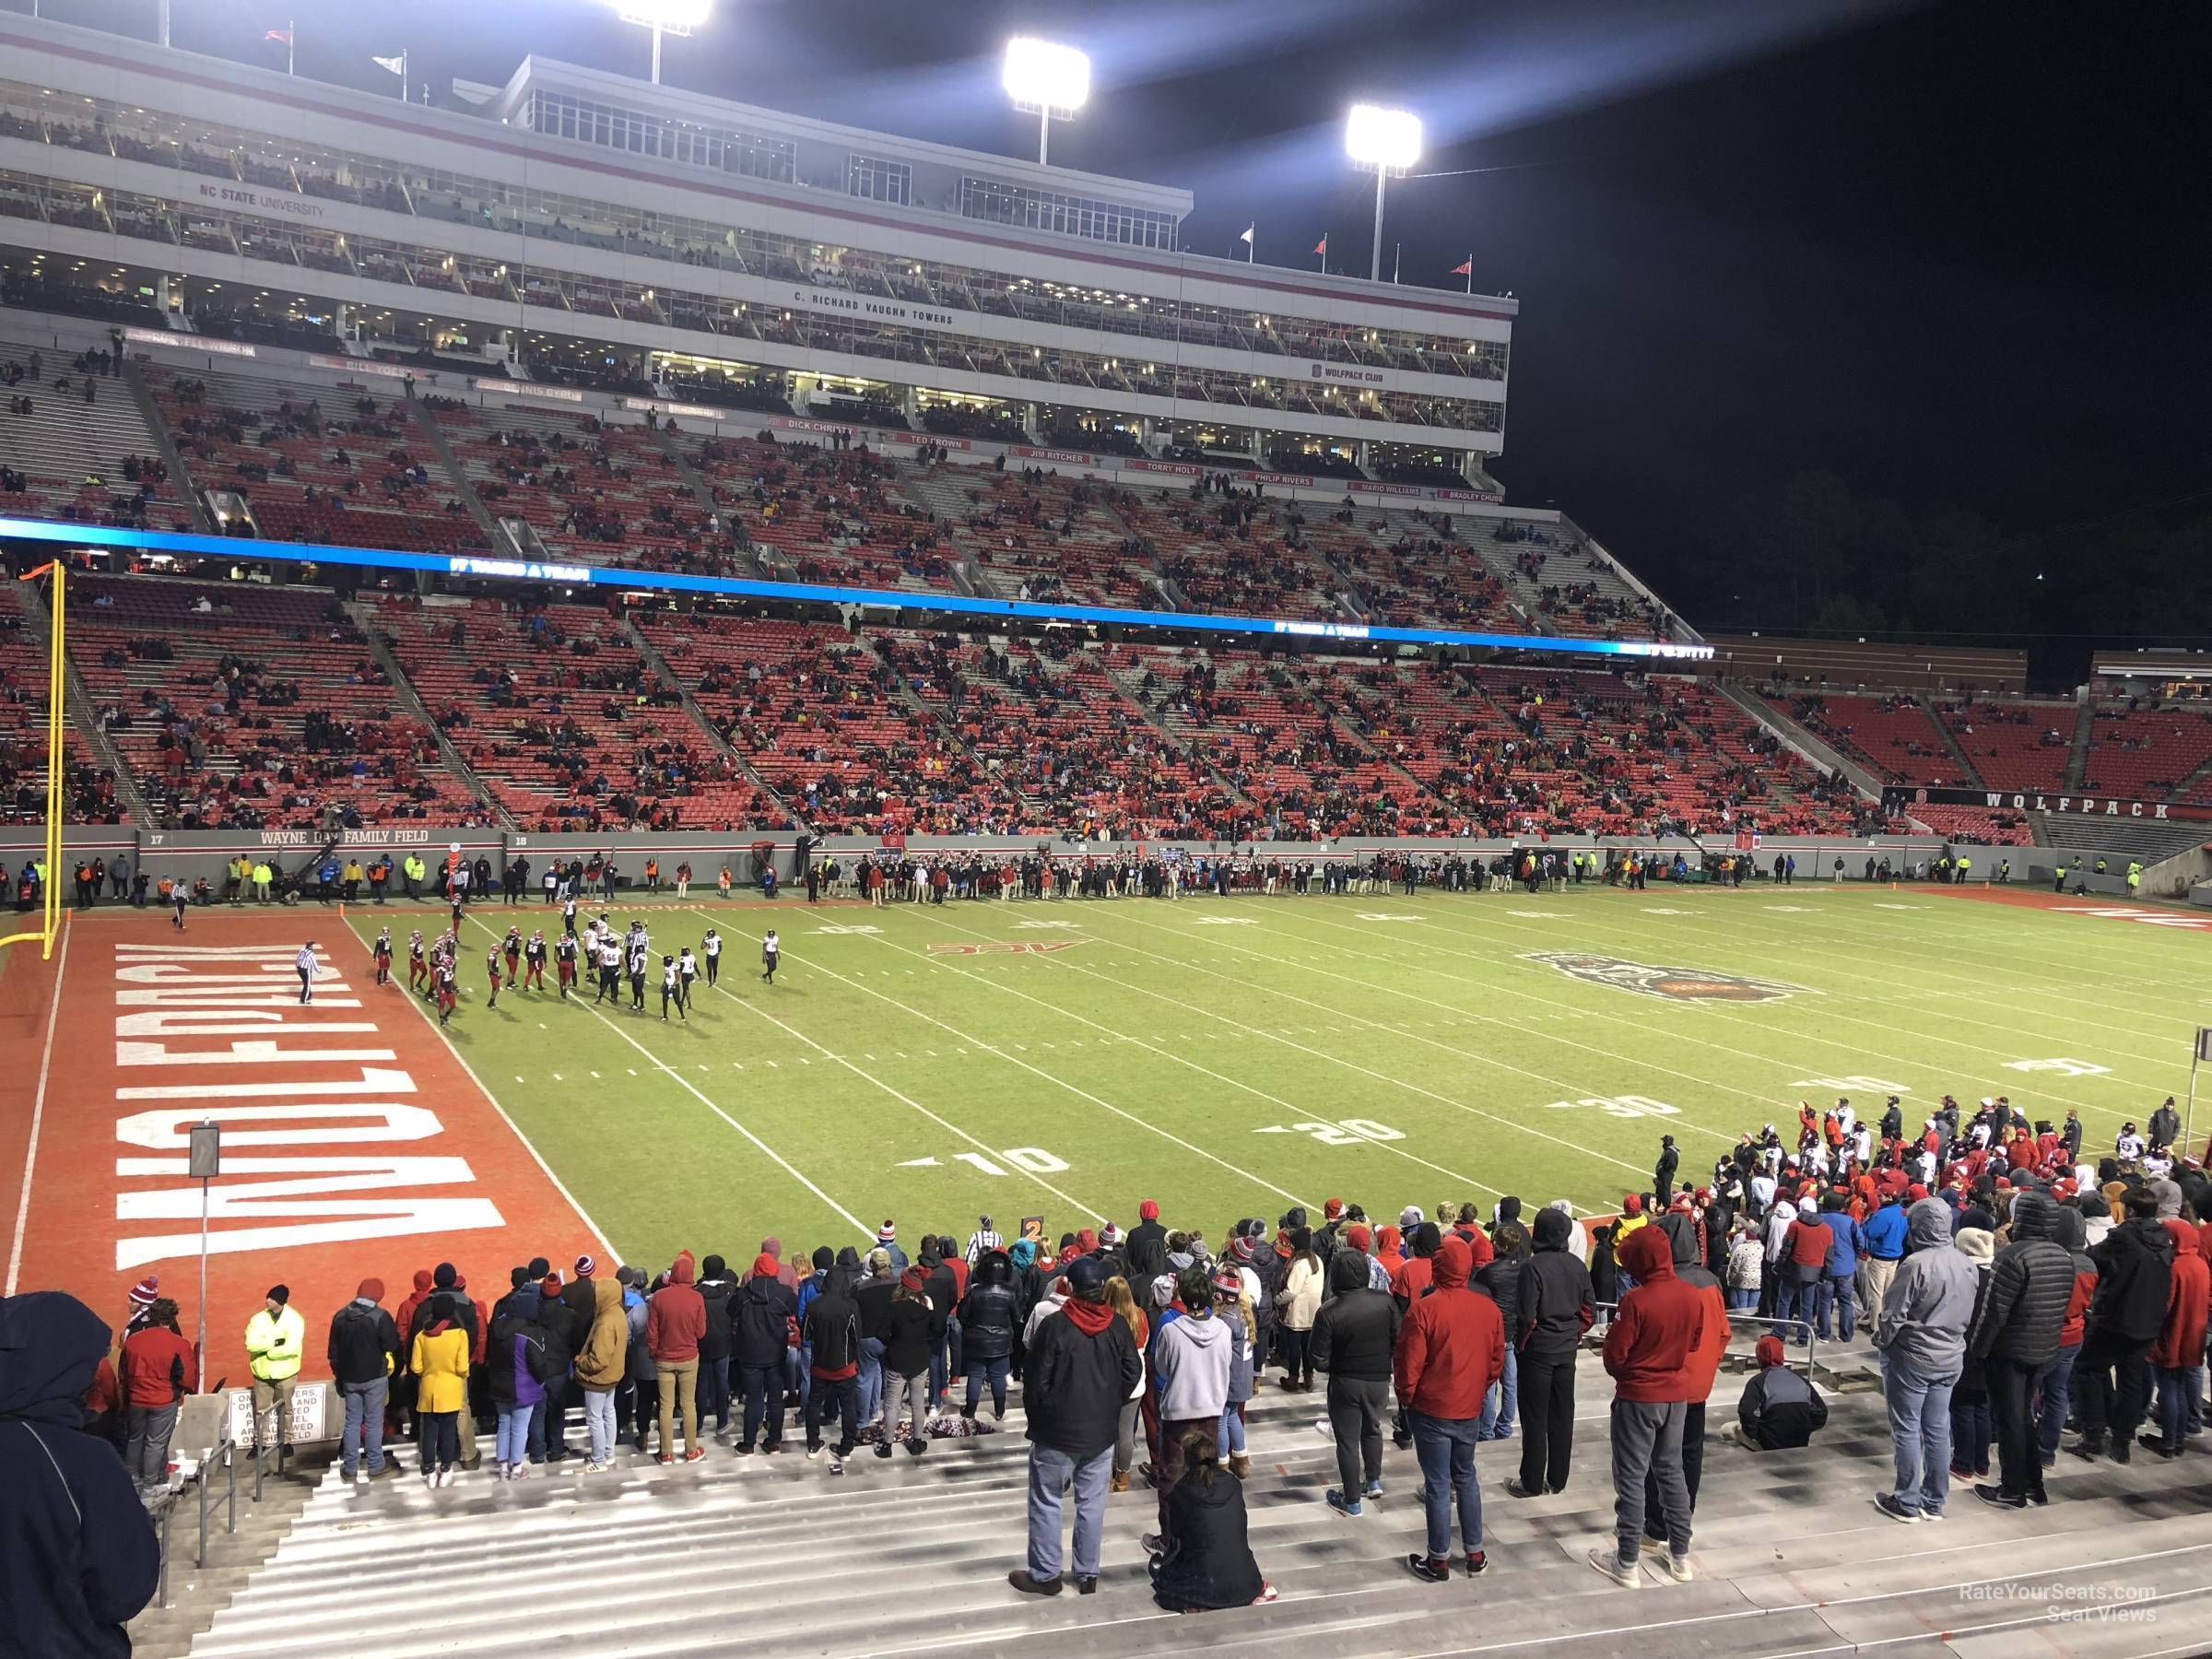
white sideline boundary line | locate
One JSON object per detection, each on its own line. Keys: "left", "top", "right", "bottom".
{"left": 4, "top": 917, "right": 71, "bottom": 1297}
{"left": 784, "top": 941, "right": 1313, "bottom": 1212}
{"left": 701, "top": 976, "right": 1105, "bottom": 1223}
{"left": 457, "top": 915, "right": 867, "bottom": 1240}
{"left": 385, "top": 925, "right": 618, "bottom": 1264}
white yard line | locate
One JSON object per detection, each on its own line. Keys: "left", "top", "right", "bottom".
{"left": 4, "top": 918, "right": 71, "bottom": 1297}
{"left": 1274, "top": 901, "right": 2164, "bottom": 1122}
{"left": 780, "top": 941, "right": 1314, "bottom": 1212}
{"left": 456, "top": 915, "right": 866, "bottom": 1239}
{"left": 919, "top": 911, "right": 1613, "bottom": 1203}
{"left": 701, "top": 978, "right": 1105, "bottom": 1221}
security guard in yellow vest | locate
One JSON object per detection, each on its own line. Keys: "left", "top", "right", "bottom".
{"left": 245, "top": 1286, "right": 307, "bottom": 1456}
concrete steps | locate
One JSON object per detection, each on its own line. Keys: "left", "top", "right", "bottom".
{"left": 177, "top": 1364, "right": 2212, "bottom": 1658}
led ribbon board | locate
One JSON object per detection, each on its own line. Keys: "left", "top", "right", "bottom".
{"left": 0, "top": 517, "right": 1712, "bottom": 661}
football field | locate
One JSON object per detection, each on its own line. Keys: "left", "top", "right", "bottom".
{"left": 336, "top": 882, "right": 2212, "bottom": 1268}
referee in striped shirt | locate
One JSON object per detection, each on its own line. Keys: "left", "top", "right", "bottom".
{"left": 964, "top": 1217, "right": 1003, "bottom": 1264}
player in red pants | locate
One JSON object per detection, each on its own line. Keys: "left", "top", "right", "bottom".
{"left": 407, "top": 929, "right": 427, "bottom": 991}
{"left": 524, "top": 930, "right": 547, "bottom": 992}
{"left": 371, "top": 926, "right": 394, "bottom": 987}
{"left": 485, "top": 947, "right": 503, "bottom": 1009}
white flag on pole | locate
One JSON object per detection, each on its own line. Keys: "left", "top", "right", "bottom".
{"left": 371, "top": 53, "right": 405, "bottom": 74}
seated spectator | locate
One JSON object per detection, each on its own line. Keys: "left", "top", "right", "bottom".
{"left": 1731, "top": 1335, "right": 1829, "bottom": 1450}
{"left": 1146, "top": 1429, "right": 1275, "bottom": 1611}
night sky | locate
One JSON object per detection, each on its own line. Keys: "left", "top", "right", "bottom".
{"left": 22, "top": 0, "right": 2212, "bottom": 658}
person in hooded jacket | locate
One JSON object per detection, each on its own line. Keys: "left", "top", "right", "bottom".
{"left": 1639, "top": 1207, "right": 1729, "bottom": 1546}
{"left": 323, "top": 1280, "right": 398, "bottom": 1485}
{"left": 2037, "top": 1205, "right": 2099, "bottom": 1465}
{"left": 854, "top": 1248, "right": 895, "bottom": 1425}
{"left": 1395, "top": 1235, "right": 1505, "bottom": 1583}
{"left": 1476, "top": 1220, "right": 1527, "bottom": 1441}
{"left": 879, "top": 1268, "right": 936, "bottom": 1458}
{"left": 959, "top": 1250, "right": 1021, "bottom": 1420}
{"left": 1947, "top": 1227, "right": 1997, "bottom": 1483}
{"left": 1872, "top": 1196, "right": 1981, "bottom": 1522}
{"left": 618, "top": 1267, "right": 654, "bottom": 1452}
{"left": 1126, "top": 1201, "right": 1169, "bottom": 1285}
{"left": 1510, "top": 1205, "right": 1594, "bottom": 1499}
{"left": 803, "top": 1264, "right": 863, "bottom": 1464}
{"left": 575, "top": 1277, "right": 628, "bottom": 1471}
{"left": 1147, "top": 1430, "right": 1274, "bottom": 1612}
{"left": 487, "top": 1288, "right": 548, "bottom": 1479}
{"left": 1012, "top": 1255, "right": 1141, "bottom": 1597}
{"left": 1147, "top": 1267, "right": 1232, "bottom": 1554}
{"left": 1214, "top": 1272, "right": 1256, "bottom": 1477}
{"left": 2144, "top": 1219, "right": 2209, "bottom": 1458}
{"left": 1968, "top": 1188, "right": 2075, "bottom": 1507}
{"left": 392, "top": 1266, "right": 434, "bottom": 1435}
{"left": 1311, "top": 1246, "right": 1401, "bottom": 1514}
{"left": 734, "top": 1253, "right": 798, "bottom": 1454}
{"left": 0, "top": 1292, "right": 159, "bottom": 1655}
{"left": 920, "top": 1240, "right": 958, "bottom": 1407}
{"left": 1732, "top": 1335, "right": 1828, "bottom": 1449}
{"left": 2071, "top": 1187, "right": 2175, "bottom": 1463}
{"left": 693, "top": 1253, "right": 738, "bottom": 1437}
{"left": 647, "top": 1253, "right": 707, "bottom": 1465}
{"left": 532, "top": 1271, "right": 579, "bottom": 1463}
{"left": 1589, "top": 1225, "right": 1721, "bottom": 1587}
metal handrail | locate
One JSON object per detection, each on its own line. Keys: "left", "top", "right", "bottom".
{"left": 1590, "top": 1300, "right": 1819, "bottom": 1380}
{"left": 151, "top": 1429, "right": 241, "bottom": 1610}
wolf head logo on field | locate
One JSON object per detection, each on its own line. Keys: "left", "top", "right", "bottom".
{"left": 1522, "top": 951, "right": 1812, "bottom": 1004}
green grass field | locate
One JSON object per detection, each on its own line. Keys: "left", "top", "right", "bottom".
{"left": 343, "top": 885, "right": 2212, "bottom": 1269}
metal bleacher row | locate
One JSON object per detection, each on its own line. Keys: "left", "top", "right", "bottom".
{"left": 130, "top": 1327, "right": 2212, "bottom": 1659}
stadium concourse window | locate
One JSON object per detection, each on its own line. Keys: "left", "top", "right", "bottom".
{"left": 957, "top": 177, "right": 1178, "bottom": 251}
{"left": 846, "top": 154, "right": 913, "bottom": 207}
{"left": 524, "top": 89, "right": 794, "bottom": 183}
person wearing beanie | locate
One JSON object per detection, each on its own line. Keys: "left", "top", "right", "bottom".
{"left": 646, "top": 1252, "right": 707, "bottom": 1465}
{"left": 1871, "top": 1197, "right": 1981, "bottom": 1522}
{"left": 1967, "top": 1187, "right": 2074, "bottom": 1505}
{"left": 874, "top": 1221, "right": 909, "bottom": 1273}
{"left": 690, "top": 1253, "right": 738, "bottom": 1439}
{"left": 123, "top": 1276, "right": 161, "bottom": 1342}
{"left": 965, "top": 1215, "right": 1005, "bottom": 1265}
{"left": 802, "top": 1259, "right": 863, "bottom": 1466}
{"left": 1731, "top": 1336, "right": 1828, "bottom": 1451}
{"left": 1394, "top": 1236, "right": 1505, "bottom": 1582}
{"left": 325, "top": 1278, "right": 401, "bottom": 1483}
{"left": 878, "top": 1266, "right": 937, "bottom": 1459}
{"left": 243, "top": 1286, "right": 305, "bottom": 1461}
{"left": 1012, "top": 1253, "right": 1141, "bottom": 1597}
{"left": 119, "top": 1296, "right": 196, "bottom": 1491}
{"left": 1276, "top": 1229, "right": 1324, "bottom": 1390}
{"left": 487, "top": 1274, "right": 550, "bottom": 1480}
{"left": 1588, "top": 1226, "right": 1723, "bottom": 1588}
{"left": 410, "top": 1297, "right": 471, "bottom": 1487}
{"left": 1509, "top": 1206, "right": 1594, "bottom": 1500}
{"left": 853, "top": 1248, "right": 896, "bottom": 1426}
{"left": 732, "top": 1252, "right": 799, "bottom": 1454}
{"left": 1312, "top": 1248, "right": 1402, "bottom": 1514}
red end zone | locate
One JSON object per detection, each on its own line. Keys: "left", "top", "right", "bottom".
{"left": 2, "top": 911, "right": 603, "bottom": 1378}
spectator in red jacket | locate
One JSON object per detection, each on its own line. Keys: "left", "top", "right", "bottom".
{"left": 647, "top": 1251, "right": 708, "bottom": 1465}
{"left": 1771, "top": 1198, "right": 1830, "bottom": 1345}
{"left": 1393, "top": 1235, "right": 1504, "bottom": 1583}
{"left": 119, "top": 1298, "right": 195, "bottom": 1490}
{"left": 2146, "top": 1221, "right": 2210, "bottom": 1456}
{"left": 1591, "top": 1226, "right": 1724, "bottom": 1588}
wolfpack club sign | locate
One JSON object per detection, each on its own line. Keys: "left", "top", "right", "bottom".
{"left": 1523, "top": 952, "right": 1812, "bottom": 1004}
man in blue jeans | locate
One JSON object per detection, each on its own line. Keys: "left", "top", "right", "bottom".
{"left": 1871, "top": 1198, "right": 1978, "bottom": 1522}
{"left": 1011, "top": 1255, "right": 1141, "bottom": 1596}
{"left": 1816, "top": 1193, "right": 1860, "bottom": 1341}
{"left": 325, "top": 1277, "right": 401, "bottom": 1482}
{"left": 1394, "top": 1237, "right": 1504, "bottom": 1582}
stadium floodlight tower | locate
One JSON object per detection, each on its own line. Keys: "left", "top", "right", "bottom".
{"left": 1346, "top": 103, "right": 1421, "bottom": 281}
{"left": 613, "top": 0, "right": 711, "bottom": 85}
{"left": 1004, "top": 36, "right": 1089, "bottom": 166}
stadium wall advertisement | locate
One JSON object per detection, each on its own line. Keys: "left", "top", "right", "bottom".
{"left": 1884, "top": 784, "right": 2210, "bottom": 823}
